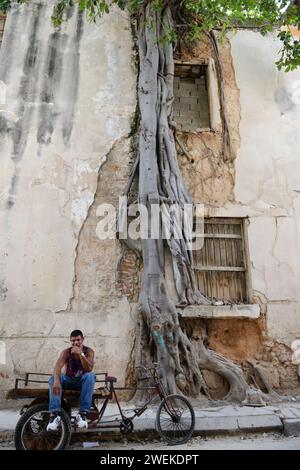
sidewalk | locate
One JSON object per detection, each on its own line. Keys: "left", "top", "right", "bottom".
{"left": 1, "top": 401, "right": 300, "bottom": 439}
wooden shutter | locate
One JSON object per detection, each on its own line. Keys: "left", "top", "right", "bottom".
{"left": 0, "top": 12, "right": 6, "bottom": 48}
{"left": 193, "top": 218, "right": 250, "bottom": 303}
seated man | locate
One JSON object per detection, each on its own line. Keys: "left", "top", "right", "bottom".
{"left": 47, "top": 329, "right": 96, "bottom": 431}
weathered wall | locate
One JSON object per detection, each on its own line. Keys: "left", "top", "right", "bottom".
{"left": 0, "top": 2, "right": 299, "bottom": 397}
{"left": 230, "top": 31, "right": 300, "bottom": 345}
{"left": 212, "top": 31, "right": 300, "bottom": 391}
{"left": 230, "top": 31, "right": 300, "bottom": 391}
{"left": 175, "top": 36, "right": 238, "bottom": 206}
{"left": 0, "top": 1, "right": 137, "bottom": 396}
{"left": 175, "top": 30, "right": 300, "bottom": 392}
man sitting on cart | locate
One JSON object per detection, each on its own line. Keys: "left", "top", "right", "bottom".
{"left": 47, "top": 329, "right": 96, "bottom": 431}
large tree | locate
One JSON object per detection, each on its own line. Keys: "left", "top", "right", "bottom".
{"left": 3, "top": 0, "right": 300, "bottom": 401}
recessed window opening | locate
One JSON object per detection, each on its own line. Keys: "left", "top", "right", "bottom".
{"left": 193, "top": 218, "right": 251, "bottom": 304}
{"left": 173, "top": 62, "right": 210, "bottom": 131}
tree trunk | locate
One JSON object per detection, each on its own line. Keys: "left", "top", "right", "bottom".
{"left": 132, "top": 3, "right": 264, "bottom": 402}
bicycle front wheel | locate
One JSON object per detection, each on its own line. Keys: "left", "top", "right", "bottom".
{"left": 156, "top": 394, "right": 195, "bottom": 445}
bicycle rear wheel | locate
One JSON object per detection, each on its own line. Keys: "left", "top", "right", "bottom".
{"left": 156, "top": 394, "right": 195, "bottom": 445}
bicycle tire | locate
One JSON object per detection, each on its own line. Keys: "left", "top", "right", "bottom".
{"left": 156, "top": 394, "right": 195, "bottom": 445}
{"left": 14, "top": 402, "right": 72, "bottom": 450}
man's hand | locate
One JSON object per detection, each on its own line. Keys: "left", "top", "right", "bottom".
{"left": 71, "top": 346, "right": 82, "bottom": 356}
{"left": 53, "top": 379, "right": 61, "bottom": 396}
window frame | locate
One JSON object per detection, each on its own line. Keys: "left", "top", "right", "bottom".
{"left": 174, "top": 58, "right": 222, "bottom": 133}
{"left": 192, "top": 217, "right": 253, "bottom": 304}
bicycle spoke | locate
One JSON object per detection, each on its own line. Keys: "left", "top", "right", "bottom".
{"left": 20, "top": 410, "right": 67, "bottom": 450}
{"left": 177, "top": 421, "right": 190, "bottom": 435}
{"left": 156, "top": 395, "right": 195, "bottom": 445}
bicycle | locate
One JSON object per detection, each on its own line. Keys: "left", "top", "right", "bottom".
{"left": 8, "top": 363, "right": 195, "bottom": 450}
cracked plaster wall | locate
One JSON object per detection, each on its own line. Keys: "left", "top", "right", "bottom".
{"left": 175, "top": 31, "right": 300, "bottom": 391}
{"left": 0, "top": 6, "right": 300, "bottom": 396}
{"left": 0, "top": 1, "right": 136, "bottom": 394}
{"left": 229, "top": 31, "right": 300, "bottom": 350}
{"left": 176, "top": 35, "right": 238, "bottom": 206}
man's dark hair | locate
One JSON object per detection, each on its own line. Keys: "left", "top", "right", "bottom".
{"left": 70, "top": 329, "right": 84, "bottom": 338}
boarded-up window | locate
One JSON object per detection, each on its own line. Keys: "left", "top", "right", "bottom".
{"left": 173, "top": 62, "right": 210, "bottom": 132}
{"left": 0, "top": 11, "right": 6, "bottom": 48}
{"left": 193, "top": 218, "right": 250, "bottom": 303}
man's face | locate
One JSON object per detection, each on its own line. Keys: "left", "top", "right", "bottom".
{"left": 70, "top": 335, "right": 84, "bottom": 348}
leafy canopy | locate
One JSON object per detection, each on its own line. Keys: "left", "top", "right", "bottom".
{"left": 1, "top": 0, "right": 300, "bottom": 71}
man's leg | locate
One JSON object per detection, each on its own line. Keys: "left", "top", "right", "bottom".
{"left": 79, "top": 372, "right": 96, "bottom": 414}
{"left": 62, "top": 375, "right": 81, "bottom": 391}
{"left": 48, "top": 375, "right": 63, "bottom": 413}
{"left": 47, "top": 375, "right": 75, "bottom": 431}
{"left": 48, "top": 374, "right": 78, "bottom": 412}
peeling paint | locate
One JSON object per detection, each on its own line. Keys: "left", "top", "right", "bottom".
{"left": 0, "top": 2, "right": 136, "bottom": 394}
{"left": 71, "top": 191, "right": 95, "bottom": 227}
{"left": 176, "top": 34, "right": 240, "bottom": 206}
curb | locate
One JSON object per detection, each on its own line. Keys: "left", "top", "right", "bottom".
{"left": 132, "top": 413, "right": 283, "bottom": 435}
{"left": 283, "top": 418, "right": 300, "bottom": 437}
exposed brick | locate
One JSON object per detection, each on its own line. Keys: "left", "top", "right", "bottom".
{"left": 116, "top": 248, "right": 140, "bottom": 301}
{"left": 174, "top": 67, "right": 210, "bottom": 131}
{"left": 179, "top": 96, "right": 199, "bottom": 106}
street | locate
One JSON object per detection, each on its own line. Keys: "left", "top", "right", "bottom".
{"left": 1, "top": 432, "right": 300, "bottom": 450}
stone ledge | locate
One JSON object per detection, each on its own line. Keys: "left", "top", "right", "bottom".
{"left": 283, "top": 418, "right": 300, "bottom": 436}
{"left": 178, "top": 304, "right": 260, "bottom": 319}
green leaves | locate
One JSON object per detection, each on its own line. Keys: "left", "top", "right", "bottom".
{"left": 182, "top": 0, "right": 300, "bottom": 72}
{"left": 276, "top": 29, "right": 300, "bottom": 71}
{"left": 0, "top": 0, "right": 12, "bottom": 12}
{"left": 9, "top": 0, "right": 300, "bottom": 73}
{"left": 0, "top": 0, "right": 30, "bottom": 12}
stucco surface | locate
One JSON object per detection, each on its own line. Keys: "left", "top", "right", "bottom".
{"left": 230, "top": 31, "right": 300, "bottom": 347}
{"left": 0, "top": 8, "right": 300, "bottom": 396}
{"left": 0, "top": 1, "right": 136, "bottom": 393}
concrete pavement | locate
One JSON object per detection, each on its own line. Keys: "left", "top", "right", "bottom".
{"left": 1, "top": 400, "right": 300, "bottom": 439}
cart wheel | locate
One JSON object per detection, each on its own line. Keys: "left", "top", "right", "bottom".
{"left": 14, "top": 402, "right": 72, "bottom": 450}
{"left": 156, "top": 394, "right": 195, "bottom": 445}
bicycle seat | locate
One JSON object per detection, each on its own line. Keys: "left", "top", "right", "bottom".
{"left": 106, "top": 376, "right": 117, "bottom": 383}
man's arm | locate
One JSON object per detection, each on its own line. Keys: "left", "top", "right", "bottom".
{"left": 52, "top": 350, "right": 68, "bottom": 395}
{"left": 70, "top": 346, "right": 94, "bottom": 372}
{"left": 80, "top": 348, "right": 94, "bottom": 372}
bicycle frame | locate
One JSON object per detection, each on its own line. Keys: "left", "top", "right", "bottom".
{"left": 11, "top": 365, "right": 196, "bottom": 448}
{"left": 87, "top": 366, "right": 168, "bottom": 430}
{"left": 9, "top": 366, "right": 176, "bottom": 432}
